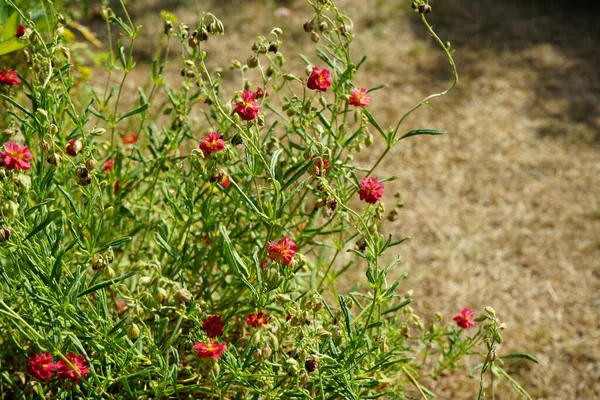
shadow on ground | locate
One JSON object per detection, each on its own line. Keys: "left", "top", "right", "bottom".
{"left": 408, "top": 0, "right": 600, "bottom": 143}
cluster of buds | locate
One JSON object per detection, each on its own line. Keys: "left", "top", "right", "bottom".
{"left": 314, "top": 196, "right": 337, "bottom": 218}
{"left": 0, "top": 227, "right": 10, "bottom": 243}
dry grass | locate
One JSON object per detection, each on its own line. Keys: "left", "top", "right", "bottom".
{"left": 86, "top": 0, "right": 600, "bottom": 398}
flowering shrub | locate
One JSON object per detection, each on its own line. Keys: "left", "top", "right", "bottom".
{"left": 0, "top": 0, "right": 536, "bottom": 398}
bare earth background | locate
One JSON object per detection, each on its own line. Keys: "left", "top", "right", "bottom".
{"left": 86, "top": 0, "right": 599, "bottom": 398}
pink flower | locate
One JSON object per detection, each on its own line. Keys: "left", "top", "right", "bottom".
{"left": 103, "top": 158, "right": 115, "bottom": 172}
{"left": 199, "top": 132, "right": 226, "bottom": 155}
{"left": 0, "top": 68, "right": 20, "bottom": 86}
{"left": 56, "top": 353, "right": 89, "bottom": 382}
{"left": 1, "top": 141, "right": 32, "bottom": 171}
{"left": 121, "top": 132, "right": 138, "bottom": 144}
{"left": 16, "top": 24, "right": 26, "bottom": 38}
{"left": 65, "top": 138, "right": 83, "bottom": 156}
{"left": 453, "top": 308, "right": 476, "bottom": 329}
{"left": 193, "top": 340, "right": 226, "bottom": 359}
{"left": 233, "top": 90, "right": 261, "bottom": 121}
{"left": 306, "top": 66, "right": 332, "bottom": 92}
{"left": 267, "top": 236, "right": 298, "bottom": 266}
{"left": 201, "top": 315, "right": 226, "bottom": 338}
{"left": 348, "top": 88, "right": 371, "bottom": 107}
{"left": 358, "top": 177, "right": 384, "bottom": 204}
{"left": 246, "top": 312, "right": 269, "bottom": 328}
{"left": 27, "top": 351, "right": 56, "bottom": 381}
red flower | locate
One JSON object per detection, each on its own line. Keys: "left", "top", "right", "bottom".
{"left": 306, "top": 66, "right": 332, "bottom": 92}
{"left": 66, "top": 138, "right": 83, "bottom": 156}
{"left": 193, "top": 340, "right": 226, "bottom": 359}
{"left": 358, "top": 177, "right": 384, "bottom": 204}
{"left": 233, "top": 90, "right": 261, "bottom": 121}
{"left": 27, "top": 351, "right": 56, "bottom": 381}
{"left": 349, "top": 88, "right": 371, "bottom": 107}
{"left": 1, "top": 141, "right": 32, "bottom": 171}
{"left": 103, "top": 158, "right": 115, "bottom": 172}
{"left": 122, "top": 132, "right": 138, "bottom": 144}
{"left": 201, "top": 315, "right": 226, "bottom": 338}
{"left": 453, "top": 308, "right": 476, "bottom": 329}
{"left": 310, "top": 155, "right": 331, "bottom": 177}
{"left": 246, "top": 312, "right": 269, "bottom": 328}
{"left": 56, "top": 353, "right": 89, "bottom": 382}
{"left": 210, "top": 173, "right": 231, "bottom": 188}
{"left": 199, "top": 132, "right": 226, "bottom": 155}
{"left": 16, "top": 24, "right": 26, "bottom": 38}
{"left": 0, "top": 68, "right": 20, "bottom": 86}
{"left": 267, "top": 236, "right": 298, "bottom": 266}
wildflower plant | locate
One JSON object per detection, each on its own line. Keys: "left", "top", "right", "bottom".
{"left": 0, "top": 0, "right": 536, "bottom": 398}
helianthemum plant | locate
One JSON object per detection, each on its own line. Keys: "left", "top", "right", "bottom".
{"left": 0, "top": 0, "right": 536, "bottom": 398}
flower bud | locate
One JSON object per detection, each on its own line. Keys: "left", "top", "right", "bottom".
{"left": 14, "top": 174, "right": 31, "bottom": 192}
{"left": 104, "top": 266, "right": 116, "bottom": 279}
{"left": 138, "top": 276, "right": 151, "bottom": 285}
{"left": 418, "top": 4, "right": 432, "bottom": 14}
{"left": 154, "top": 288, "right": 168, "bottom": 304}
{"left": 66, "top": 139, "right": 83, "bottom": 156}
{"left": 484, "top": 306, "right": 496, "bottom": 316}
{"left": 127, "top": 323, "right": 140, "bottom": 340}
{"left": 319, "top": 22, "right": 328, "bottom": 32}
{"left": 85, "top": 158, "right": 98, "bottom": 170}
{"left": 0, "top": 227, "right": 10, "bottom": 243}
{"left": 230, "top": 59, "right": 242, "bottom": 70}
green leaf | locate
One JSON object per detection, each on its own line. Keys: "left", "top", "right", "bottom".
{"left": 25, "top": 210, "right": 62, "bottom": 241}
{"left": 1, "top": 11, "right": 19, "bottom": 41}
{"left": 399, "top": 129, "right": 446, "bottom": 141}
{"left": 219, "top": 225, "right": 258, "bottom": 300}
{"left": 57, "top": 185, "right": 82, "bottom": 220}
{"left": 382, "top": 298, "right": 412, "bottom": 315}
{"left": 96, "top": 236, "right": 132, "bottom": 253}
{"left": 363, "top": 110, "right": 387, "bottom": 142}
{"left": 0, "top": 36, "right": 27, "bottom": 56}
{"left": 228, "top": 177, "right": 268, "bottom": 220}
{"left": 77, "top": 272, "right": 135, "bottom": 298}
{"left": 117, "top": 102, "right": 149, "bottom": 122}
{"left": 338, "top": 295, "right": 352, "bottom": 338}
{"left": 499, "top": 353, "right": 539, "bottom": 364}
{"left": 154, "top": 232, "right": 175, "bottom": 257}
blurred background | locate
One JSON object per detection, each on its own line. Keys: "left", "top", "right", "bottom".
{"left": 10, "top": 0, "right": 600, "bottom": 398}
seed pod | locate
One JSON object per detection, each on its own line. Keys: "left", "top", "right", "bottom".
{"left": 75, "top": 166, "right": 89, "bottom": 179}
{"left": 174, "top": 288, "right": 193, "bottom": 305}
{"left": 127, "top": 323, "right": 140, "bottom": 340}
{"left": 252, "top": 348, "right": 263, "bottom": 362}
{"left": 104, "top": 266, "right": 116, "bottom": 279}
{"left": 41, "top": 141, "right": 50, "bottom": 152}
{"left": 311, "top": 32, "right": 320, "bottom": 42}
{"left": 319, "top": 21, "right": 328, "bottom": 32}
{"left": 46, "top": 153, "right": 62, "bottom": 167}
{"left": 0, "top": 227, "right": 10, "bottom": 243}
{"left": 154, "top": 288, "right": 168, "bottom": 304}
{"left": 262, "top": 345, "right": 272, "bottom": 359}
{"left": 303, "top": 20, "right": 314, "bottom": 33}
{"left": 91, "top": 254, "right": 107, "bottom": 270}
{"left": 66, "top": 139, "right": 83, "bottom": 156}
{"left": 247, "top": 56, "right": 259, "bottom": 68}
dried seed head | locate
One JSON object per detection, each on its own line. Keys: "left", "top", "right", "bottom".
{"left": 0, "top": 227, "right": 10, "bottom": 243}
{"left": 262, "top": 345, "right": 272, "bottom": 359}
{"left": 252, "top": 348, "right": 263, "bottom": 362}
{"left": 104, "top": 266, "right": 116, "bottom": 279}
{"left": 310, "top": 31, "right": 320, "bottom": 43}
{"left": 75, "top": 166, "right": 89, "bottom": 179}
{"left": 319, "top": 21, "right": 328, "bottom": 32}
{"left": 41, "top": 141, "right": 51, "bottom": 152}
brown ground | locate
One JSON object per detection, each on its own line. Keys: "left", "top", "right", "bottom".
{"left": 89, "top": 0, "right": 600, "bottom": 398}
